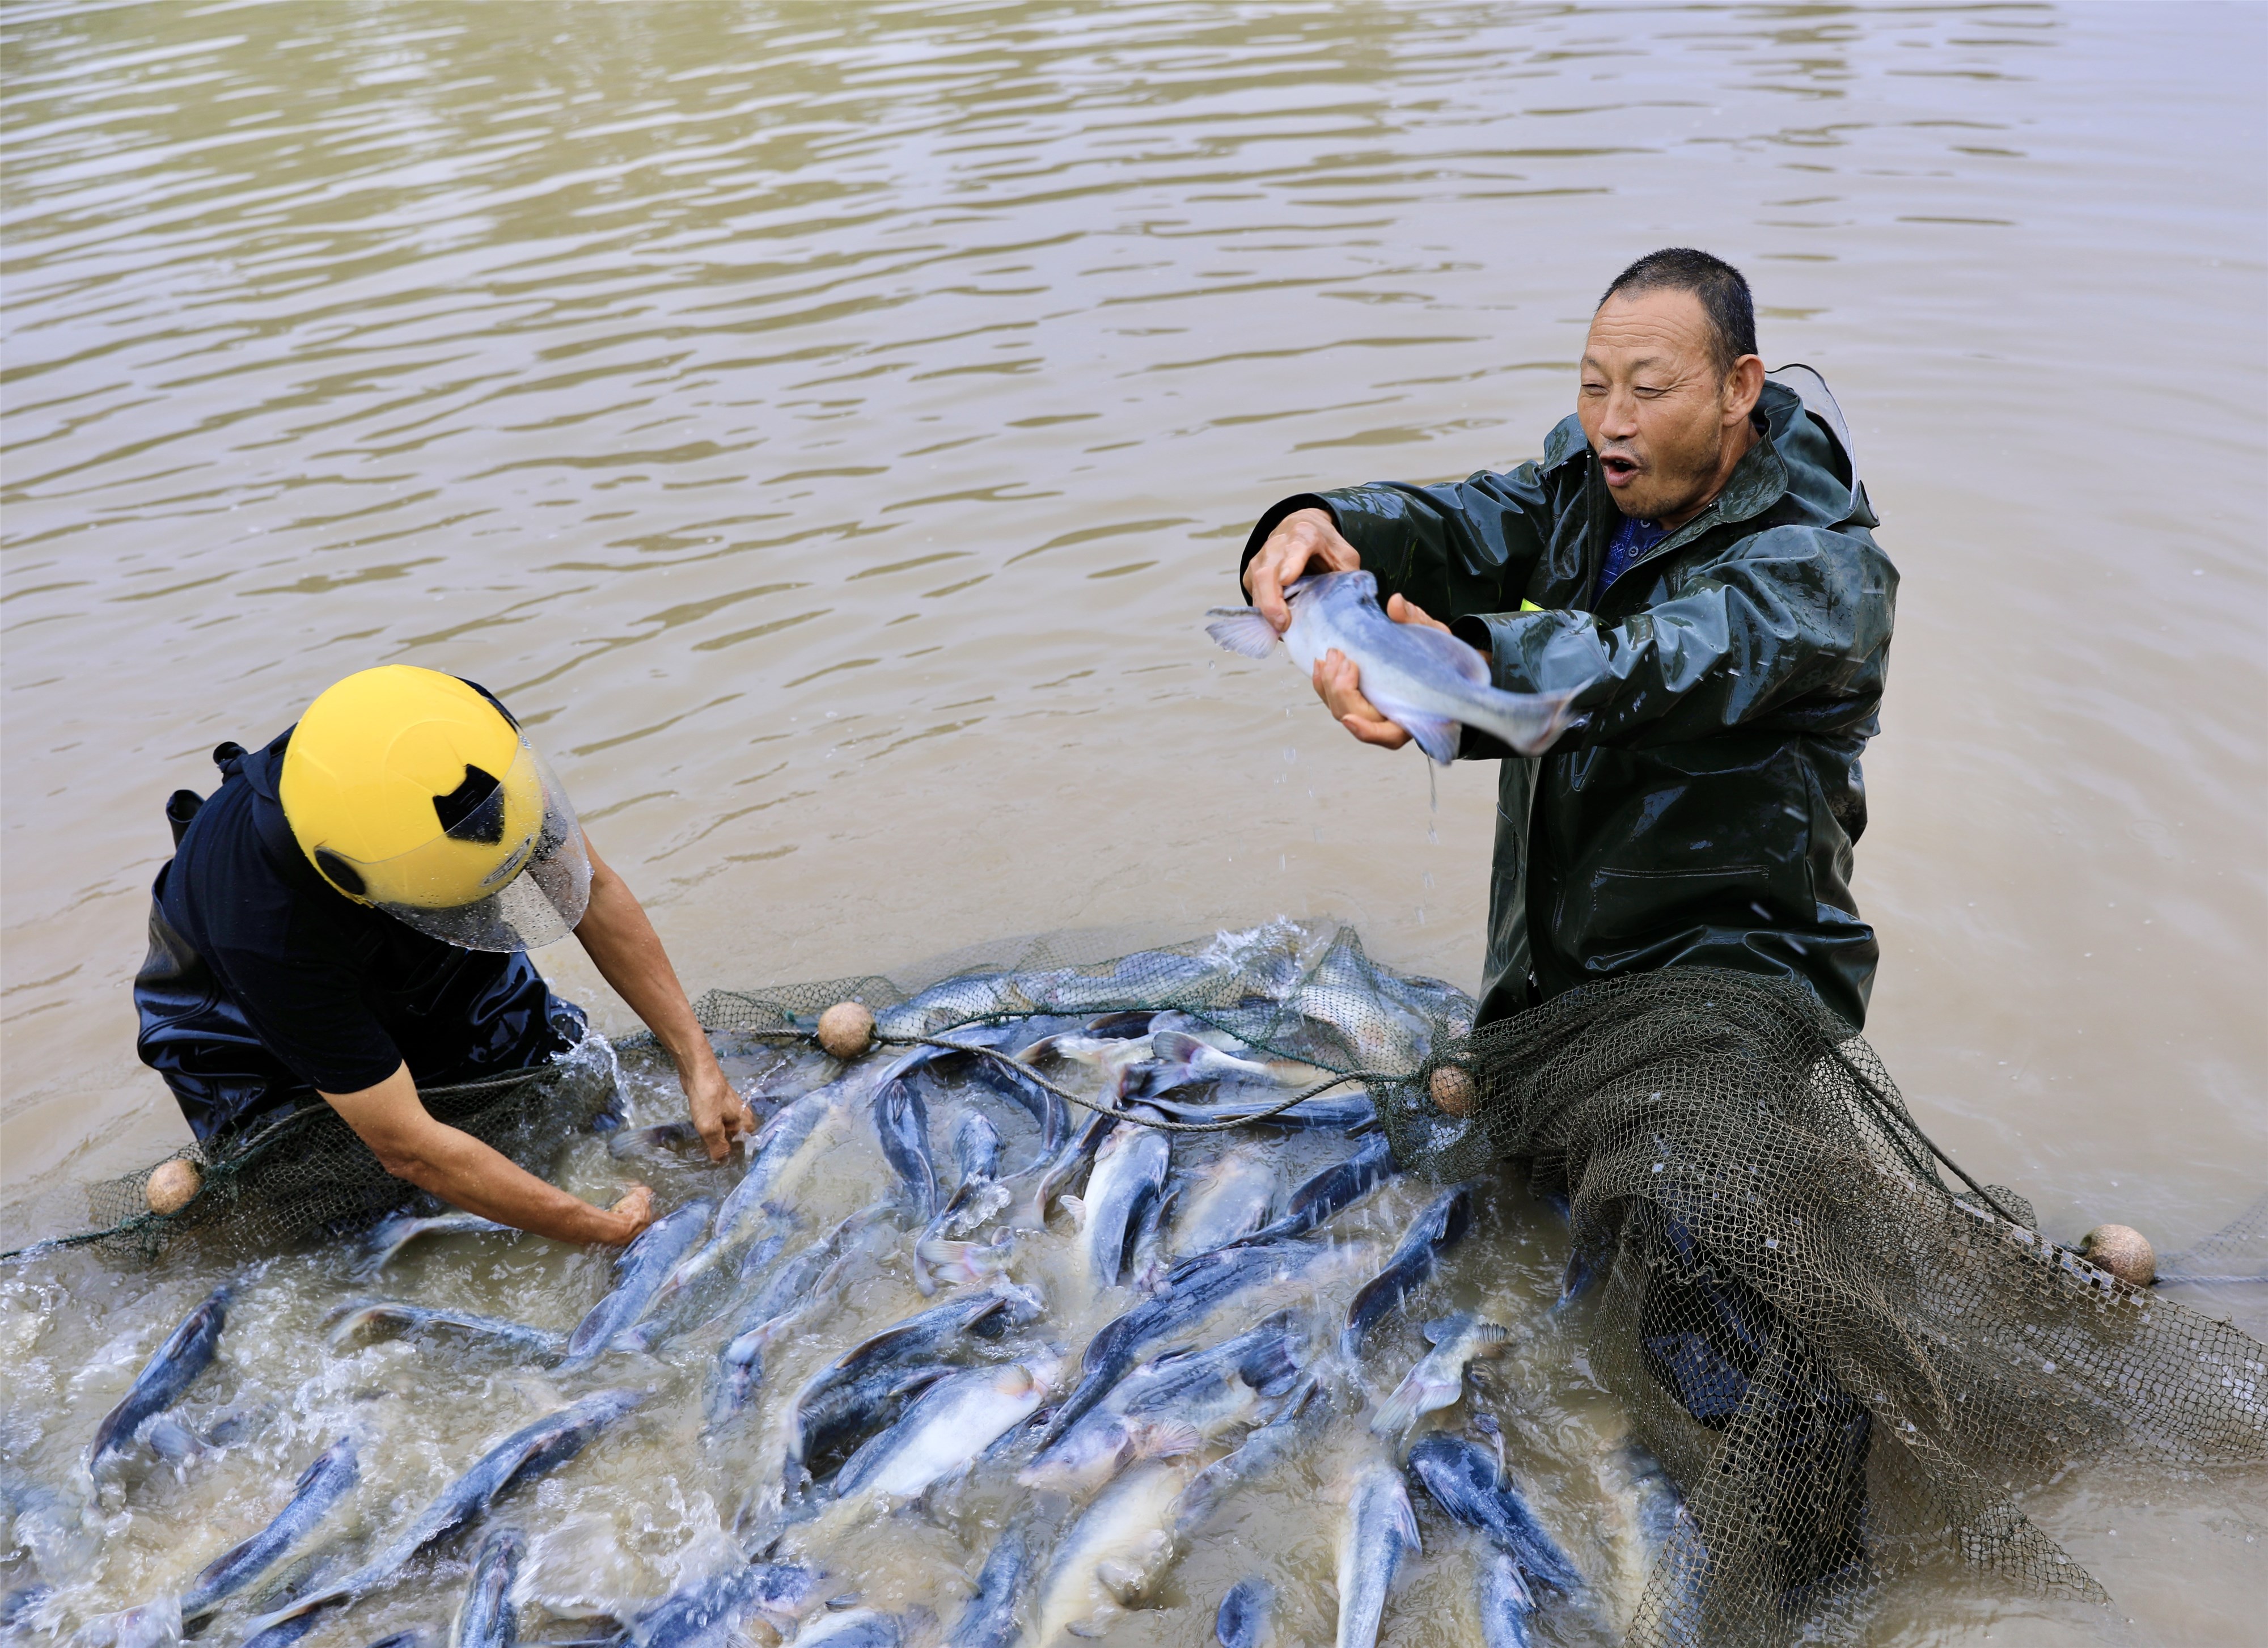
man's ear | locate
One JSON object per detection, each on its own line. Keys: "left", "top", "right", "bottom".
{"left": 1724, "top": 354, "right": 1766, "bottom": 422}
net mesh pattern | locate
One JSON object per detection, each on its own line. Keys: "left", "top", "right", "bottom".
{"left": 20, "top": 924, "right": 2263, "bottom": 1643}
{"left": 1386, "top": 966, "right": 2267, "bottom": 1645}
{"left": 43, "top": 1036, "right": 621, "bottom": 1260}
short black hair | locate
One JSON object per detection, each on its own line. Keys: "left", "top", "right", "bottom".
{"left": 1598, "top": 248, "right": 1757, "bottom": 378}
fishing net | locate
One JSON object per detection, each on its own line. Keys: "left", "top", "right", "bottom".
{"left": 2159, "top": 1190, "right": 2268, "bottom": 1287}
{"left": 15, "top": 920, "right": 2262, "bottom": 1645}
{"left": 1390, "top": 966, "right": 2268, "bottom": 1646}
{"left": 16, "top": 1033, "right": 622, "bottom": 1261}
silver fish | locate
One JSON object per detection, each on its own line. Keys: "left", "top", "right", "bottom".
{"left": 783, "top": 1290, "right": 1027, "bottom": 1483}
{"left": 1169, "top": 1146, "right": 1282, "bottom": 1261}
{"left": 1023, "top": 1315, "right": 1303, "bottom": 1494}
{"left": 323, "top": 1303, "right": 562, "bottom": 1358}
{"left": 946, "top": 1518, "right": 1031, "bottom": 1648}
{"left": 1405, "top": 1434, "right": 1582, "bottom": 1594}
{"left": 823, "top": 1355, "right": 1063, "bottom": 1514}
{"left": 87, "top": 1286, "right": 230, "bottom": 1480}
{"left": 242, "top": 1390, "right": 643, "bottom": 1637}
{"left": 1215, "top": 1575, "right": 1276, "bottom": 1648}
{"left": 912, "top": 1235, "right": 1017, "bottom": 1290}
{"left": 1342, "top": 1185, "right": 1474, "bottom": 1356}
{"left": 1334, "top": 1459, "right": 1420, "bottom": 1648}
{"left": 1067, "top": 1123, "right": 1170, "bottom": 1292}
{"left": 628, "top": 1562, "right": 818, "bottom": 1648}
{"left": 180, "top": 1434, "right": 358, "bottom": 1622}
{"left": 452, "top": 1527, "right": 521, "bottom": 1648}
{"left": 1207, "top": 570, "right": 1581, "bottom": 764}
{"left": 1369, "top": 1313, "right": 1510, "bottom": 1437}
{"left": 1174, "top": 1375, "right": 1331, "bottom": 1539}
{"left": 791, "top": 1608, "right": 900, "bottom": 1647}
{"left": 354, "top": 1213, "right": 514, "bottom": 1277}
{"left": 1028, "top": 1459, "right": 1197, "bottom": 1645}
{"left": 1477, "top": 1550, "right": 1534, "bottom": 1648}
{"left": 708, "top": 1207, "right": 884, "bottom": 1425}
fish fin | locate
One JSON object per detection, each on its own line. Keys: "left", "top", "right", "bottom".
{"left": 1060, "top": 1194, "right": 1088, "bottom": 1231}
{"left": 1471, "top": 681, "right": 1590, "bottom": 757}
{"left": 1139, "top": 1418, "right": 1203, "bottom": 1460}
{"left": 1094, "top": 1561, "right": 1149, "bottom": 1607}
{"left": 1422, "top": 1315, "right": 1460, "bottom": 1346}
{"left": 1205, "top": 608, "right": 1281, "bottom": 660}
{"left": 1471, "top": 1320, "right": 1511, "bottom": 1346}
{"left": 1066, "top": 1621, "right": 1110, "bottom": 1639}
{"left": 1377, "top": 707, "right": 1460, "bottom": 766}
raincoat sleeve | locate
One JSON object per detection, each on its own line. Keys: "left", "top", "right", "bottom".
{"left": 1456, "top": 525, "right": 1896, "bottom": 749}
{"left": 1240, "top": 465, "right": 1560, "bottom": 621}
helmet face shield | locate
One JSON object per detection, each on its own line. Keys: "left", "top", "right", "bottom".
{"left": 315, "top": 740, "right": 593, "bottom": 952}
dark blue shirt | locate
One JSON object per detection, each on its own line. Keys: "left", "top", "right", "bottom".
{"left": 135, "top": 728, "right": 569, "bottom": 1137}
{"left": 1601, "top": 512, "right": 1667, "bottom": 593}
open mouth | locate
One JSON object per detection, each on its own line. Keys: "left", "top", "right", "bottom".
{"left": 1600, "top": 453, "right": 1640, "bottom": 483}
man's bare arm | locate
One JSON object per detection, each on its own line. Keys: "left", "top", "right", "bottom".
{"left": 574, "top": 836, "right": 751, "bottom": 1161}
{"left": 324, "top": 1064, "right": 652, "bottom": 1244}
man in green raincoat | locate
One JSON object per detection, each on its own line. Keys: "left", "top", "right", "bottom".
{"left": 1240, "top": 248, "right": 1895, "bottom": 1601}
{"left": 1241, "top": 246, "right": 1894, "bottom": 1033}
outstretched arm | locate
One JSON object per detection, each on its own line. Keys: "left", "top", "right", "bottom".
{"left": 324, "top": 1063, "right": 653, "bottom": 1243}
{"left": 573, "top": 836, "right": 752, "bottom": 1161}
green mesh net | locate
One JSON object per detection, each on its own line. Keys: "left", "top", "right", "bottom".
{"left": 16, "top": 923, "right": 2263, "bottom": 1645}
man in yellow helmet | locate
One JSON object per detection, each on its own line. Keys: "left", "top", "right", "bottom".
{"left": 133, "top": 666, "right": 749, "bottom": 1245}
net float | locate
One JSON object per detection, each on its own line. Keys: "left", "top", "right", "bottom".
{"left": 816, "top": 1001, "right": 876, "bottom": 1060}
{"left": 145, "top": 1157, "right": 202, "bottom": 1215}
{"left": 2077, "top": 1223, "right": 2155, "bottom": 1287}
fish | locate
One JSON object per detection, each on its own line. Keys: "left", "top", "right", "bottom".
{"left": 88, "top": 1285, "right": 230, "bottom": 1479}
{"left": 1291, "top": 941, "right": 1440, "bottom": 1072}
{"left": 1215, "top": 1575, "right": 1276, "bottom": 1648}
{"left": 708, "top": 1208, "right": 884, "bottom": 1424}
{"left": 1476, "top": 1550, "right": 1535, "bottom": 1648}
{"left": 560, "top": 1198, "right": 716, "bottom": 1369}
{"left": 636, "top": 1084, "right": 860, "bottom": 1347}
{"left": 1404, "top": 1434, "right": 1582, "bottom": 1594}
{"left": 606, "top": 1121, "right": 710, "bottom": 1161}
{"left": 1018, "top": 1033, "right": 1158, "bottom": 1107}
{"left": 1207, "top": 569, "right": 1582, "bottom": 764}
{"left": 1123, "top": 1180, "right": 1174, "bottom": 1294}
{"left": 951, "top": 1110, "right": 1002, "bottom": 1185}
{"left": 824, "top": 1355, "right": 1063, "bottom": 1512}
{"left": 782, "top": 1291, "right": 1025, "bottom": 1485}
{"left": 912, "top": 1236, "right": 1017, "bottom": 1290}
{"left": 1342, "top": 1186, "right": 1474, "bottom": 1355}
{"left": 179, "top": 1434, "right": 359, "bottom": 1622}
{"left": 354, "top": 1213, "right": 514, "bottom": 1276}
{"left": 1024, "top": 1315, "right": 1304, "bottom": 1494}
{"left": 1135, "top": 1088, "right": 1377, "bottom": 1133}
{"left": 1037, "top": 1241, "right": 1329, "bottom": 1448}
{"left": 1174, "top": 1375, "right": 1331, "bottom": 1538}
{"left": 1008, "top": 1106, "right": 1115, "bottom": 1231}
{"left": 1333, "top": 1459, "right": 1420, "bottom": 1648}
{"left": 1230, "top": 1135, "right": 1398, "bottom": 1248}
{"left": 242, "top": 1389, "right": 644, "bottom": 1637}
{"left": 628, "top": 1562, "right": 818, "bottom": 1648}
{"left": 874, "top": 971, "right": 1021, "bottom": 1041}
{"left": 873, "top": 1067, "right": 938, "bottom": 1220}
{"left": 1368, "top": 1314, "right": 1510, "bottom": 1436}
{"left": 1136, "top": 1033, "right": 1334, "bottom": 1103}
{"left": 946, "top": 1519, "right": 1031, "bottom": 1648}
{"left": 453, "top": 1527, "right": 522, "bottom": 1648}
{"left": 1028, "top": 1459, "right": 1196, "bottom": 1645}
{"left": 790, "top": 1608, "right": 900, "bottom": 1647}
{"left": 324, "top": 1303, "right": 563, "bottom": 1358}
{"left": 1169, "top": 1146, "right": 1283, "bottom": 1260}
{"left": 1066, "top": 1123, "right": 1170, "bottom": 1292}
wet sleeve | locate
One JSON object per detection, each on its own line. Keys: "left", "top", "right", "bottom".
{"left": 1238, "top": 466, "right": 1559, "bottom": 621}
{"left": 211, "top": 943, "right": 405, "bottom": 1096}
{"left": 1453, "top": 525, "right": 1896, "bottom": 750}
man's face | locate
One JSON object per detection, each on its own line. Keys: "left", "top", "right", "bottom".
{"left": 1577, "top": 288, "right": 1747, "bottom": 523}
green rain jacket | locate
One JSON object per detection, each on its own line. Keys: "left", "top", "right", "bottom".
{"left": 1241, "top": 373, "right": 1895, "bottom": 1030}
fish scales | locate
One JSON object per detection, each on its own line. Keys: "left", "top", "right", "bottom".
{"left": 179, "top": 1434, "right": 358, "bottom": 1621}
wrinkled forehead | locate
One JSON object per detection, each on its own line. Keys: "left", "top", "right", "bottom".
{"left": 1582, "top": 287, "right": 1716, "bottom": 374}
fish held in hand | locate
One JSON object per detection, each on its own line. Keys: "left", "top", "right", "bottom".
{"left": 561, "top": 1198, "right": 716, "bottom": 1368}
{"left": 1207, "top": 571, "right": 1583, "bottom": 763}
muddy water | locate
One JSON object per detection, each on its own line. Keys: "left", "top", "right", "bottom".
{"left": 2, "top": 1, "right": 2262, "bottom": 1642}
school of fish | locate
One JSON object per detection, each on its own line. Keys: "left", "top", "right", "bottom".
{"left": 3, "top": 934, "right": 1687, "bottom": 1648}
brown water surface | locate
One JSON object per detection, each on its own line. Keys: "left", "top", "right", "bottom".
{"left": 3, "top": 3, "right": 2263, "bottom": 1643}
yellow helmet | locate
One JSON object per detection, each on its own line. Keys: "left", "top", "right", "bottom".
{"left": 278, "top": 665, "right": 590, "bottom": 952}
